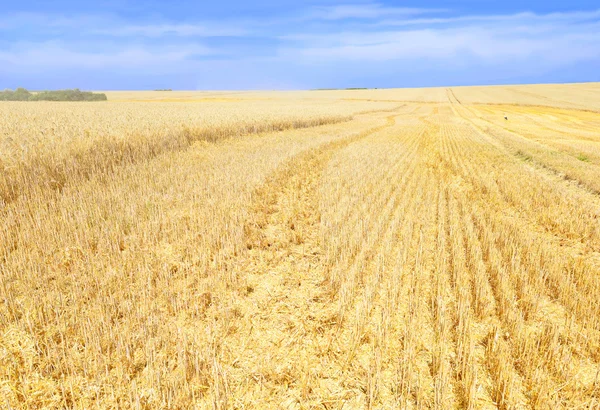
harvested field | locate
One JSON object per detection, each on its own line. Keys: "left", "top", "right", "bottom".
{"left": 1, "top": 84, "right": 600, "bottom": 408}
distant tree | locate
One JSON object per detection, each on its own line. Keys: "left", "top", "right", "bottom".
{"left": 0, "top": 88, "right": 107, "bottom": 101}
{"left": 0, "top": 88, "right": 32, "bottom": 101}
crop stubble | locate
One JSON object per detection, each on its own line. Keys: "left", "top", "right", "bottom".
{"left": 1, "top": 85, "right": 600, "bottom": 408}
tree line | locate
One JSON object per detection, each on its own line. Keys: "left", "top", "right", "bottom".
{"left": 0, "top": 88, "right": 108, "bottom": 101}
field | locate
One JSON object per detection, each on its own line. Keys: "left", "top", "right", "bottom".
{"left": 1, "top": 83, "right": 600, "bottom": 408}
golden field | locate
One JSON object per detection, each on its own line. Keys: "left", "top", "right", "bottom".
{"left": 1, "top": 84, "right": 600, "bottom": 409}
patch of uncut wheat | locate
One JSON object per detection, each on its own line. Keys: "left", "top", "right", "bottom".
{"left": 499, "top": 87, "right": 589, "bottom": 111}
{"left": 440, "top": 118, "right": 600, "bottom": 407}
{"left": 527, "top": 83, "right": 600, "bottom": 111}
{"left": 450, "top": 84, "right": 600, "bottom": 111}
{"left": 0, "top": 110, "right": 392, "bottom": 409}
{"left": 513, "top": 84, "right": 600, "bottom": 110}
{"left": 0, "top": 107, "right": 353, "bottom": 205}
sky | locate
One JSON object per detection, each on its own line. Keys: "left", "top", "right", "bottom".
{"left": 0, "top": 0, "right": 599, "bottom": 90}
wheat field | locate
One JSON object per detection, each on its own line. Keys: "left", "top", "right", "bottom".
{"left": 1, "top": 84, "right": 600, "bottom": 409}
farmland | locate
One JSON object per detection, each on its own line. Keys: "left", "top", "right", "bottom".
{"left": 1, "top": 83, "right": 600, "bottom": 408}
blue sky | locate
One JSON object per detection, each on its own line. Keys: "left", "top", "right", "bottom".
{"left": 1, "top": 0, "right": 599, "bottom": 90}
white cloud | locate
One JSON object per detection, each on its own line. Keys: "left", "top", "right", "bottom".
{"left": 278, "top": 9, "right": 600, "bottom": 67}
{"left": 91, "top": 23, "right": 247, "bottom": 37}
{"left": 308, "top": 4, "right": 445, "bottom": 20}
{"left": 0, "top": 5, "right": 599, "bottom": 86}
{"left": 0, "top": 12, "right": 113, "bottom": 31}
{"left": 373, "top": 9, "right": 600, "bottom": 28}
{"left": 0, "top": 42, "right": 212, "bottom": 72}
{"left": 0, "top": 12, "right": 248, "bottom": 38}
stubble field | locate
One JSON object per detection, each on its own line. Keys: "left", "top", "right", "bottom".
{"left": 1, "top": 83, "right": 600, "bottom": 408}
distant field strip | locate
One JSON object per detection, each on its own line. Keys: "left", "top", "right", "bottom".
{"left": 1, "top": 86, "right": 599, "bottom": 408}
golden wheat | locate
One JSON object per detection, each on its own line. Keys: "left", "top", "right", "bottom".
{"left": 1, "top": 85, "right": 599, "bottom": 408}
